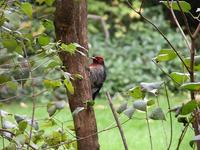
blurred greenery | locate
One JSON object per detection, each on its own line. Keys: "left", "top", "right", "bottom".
{"left": 0, "top": 0, "right": 199, "bottom": 149}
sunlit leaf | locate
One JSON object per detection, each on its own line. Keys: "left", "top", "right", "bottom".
{"left": 45, "top": 0, "right": 55, "bottom": 6}
{"left": 61, "top": 43, "right": 77, "bottom": 54}
{"left": 43, "top": 79, "right": 62, "bottom": 89}
{"left": 128, "top": 86, "right": 144, "bottom": 99}
{"left": 170, "top": 72, "right": 189, "bottom": 84}
{"left": 38, "top": 34, "right": 50, "bottom": 46}
{"left": 63, "top": 79, "right": 74, "bottom": 94}
{"left": 149, "top": 107, "right": 166, "bottom": 120}
{"left": 160, "top": 1, "right": 191, "bottom": 13}
{"left": 154, "top": 49, "right": 177, "bottom": 62}
{"left": 21, "top": 2, "right": 33, "bottom": 18}
{"left": 181, "top": 82, "right": 200, "bottom": 91}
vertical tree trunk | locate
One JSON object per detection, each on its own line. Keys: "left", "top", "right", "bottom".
{"left": 54, "top": 1, "right": 99, "bottom": 150}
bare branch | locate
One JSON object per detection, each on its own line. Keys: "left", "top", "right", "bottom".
{"left": 175, "top": 0, "right": 192, "bottom": 37}
{"left": 192, "top": 23, "right": 200, "bottom": 39}
{"left": 164, "top": 83, "right": 173, "bottom": 150}
{"left": 106, "top": 92, "right": 129, "bottom": 150}
{"left": 167, "top": 0, "right": 191, "bottom": 50}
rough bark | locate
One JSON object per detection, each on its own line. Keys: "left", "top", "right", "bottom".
{"left": 54, "top": 0, "right": 99, "bottom": 150}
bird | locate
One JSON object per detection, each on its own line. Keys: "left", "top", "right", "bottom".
{"left": 89, "top": 56, "right": 106, "bottom": 100}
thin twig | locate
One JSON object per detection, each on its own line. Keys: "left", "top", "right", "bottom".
{"left": 146, "top": 111, "right": 153, "bottom": 150}
{"left": 175, "top": 0, "right": 192, "bottom": 37}
{"left": 192, "top": 23, "right": 200, "bottom": 39}
{"left": 126, "top": 0, "right": 190, "bottom": 73}
{"left": 106, "top": 92, "right": 129, "bottom": 150}
{"left": 167, "top": 0, "right": 191, "bottom": 50}
{"left": 164, "top": 82, "right": 173, "bottom": 150}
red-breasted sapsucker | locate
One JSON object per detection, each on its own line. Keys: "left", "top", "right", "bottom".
{"left": 89, "top": 56, "right": 106, "bottom": 100}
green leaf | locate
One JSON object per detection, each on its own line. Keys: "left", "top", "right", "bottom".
{"left": 180, "top": 100, "right": 197, "bottom": 115}
{"left": 160, "top": 1, "right": 191, "bottom": 13}
{"left": 15, "top": 134, "right": 26, "bottom": 145}
{"left": 72, "top": 107, "right": 84, "bottom": 116}
{"left": 147, "top": 99, "right": 155, "bottom": 106}
{"left": 21, "top": 2, "right": 33, "bottom": 18}
{"left": 18, "top": 120, "right": 28, "bottom": 132}
{"left": 47, "top": 103, "right": 57, "bottom": 117}
{"left": 149, "top": 107, "right": 166, "bottom": 120}
{"left": 44, "top": 79, "right": 62, "bottom": 89}
{"left": 2, "top": 39, "right": 18, "bottom": 52}
{"left": 128, "top": 86, "right": 144, "bottom": 99}
{"left": 86, "top": 100, "right": 95, "bottom": 106}
{"left": 170, "top": 72, "right": 189, "bottom": 84}
{"left": 117, "top": 102, "right": 128, "bottom": 114}
{"left": 0, "top": 75, "right": 10, "bottom": 84}
{"left": 61, "top": 43, "right": 77, "bottom": 54}
{"left": 38, "top": 34, "right": 50, "bottom": 46}
{"left": 42, "top": 19, "right": 54, "bottom": 31}
{"left": 181, "top": 82, "right": 200, "bottom": 91}
{"left": 123, "top": 106, "right": 135, "bottom": 119}
{"left": 63, "top": 79, "right": 74, "bottom": 94}
{"left": 32, "top": 130, "right": 44, "bottom": 144}
{"left": 45, "top": 0, "right": 55, "bottom": 6}
{"left": 184, "top": 56, "right": 200, "bottom": 71}
{"left": 154, "top": 49, "right": 177, "bottom": 62}
{"left": 41, "top": 118, "right": 57, "bottom": 128}
{"left": 133, "top": 100, "right": 147, "bottom": 112}
{"left": 6, "top": 81, "right": 18, "bottom": 90}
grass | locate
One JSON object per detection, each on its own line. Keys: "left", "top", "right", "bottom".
{"left": 0, "top": 95, "right": 194, "bottom": 150}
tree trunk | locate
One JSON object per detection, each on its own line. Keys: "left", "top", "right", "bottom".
{"left": 54, "top": 0, "right": 99, "bottom": 150}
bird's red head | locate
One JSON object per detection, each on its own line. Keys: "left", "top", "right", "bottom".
{"left": 92, "top": 56, "right": 104, "bottom": 65}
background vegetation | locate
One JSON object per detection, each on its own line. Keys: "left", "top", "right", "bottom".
{"left": 0, "top": 0, "right": 200, "bottom": 149}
